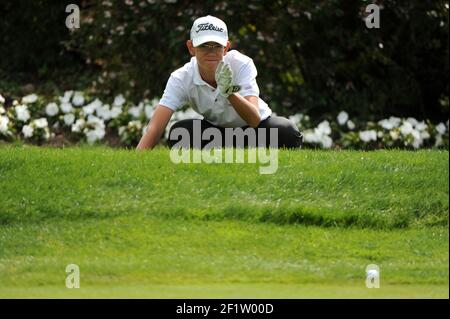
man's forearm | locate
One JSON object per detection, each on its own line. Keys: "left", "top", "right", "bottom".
{"left": 136, "top": 127, "right": 161, "bottom": 150}
{"left": 227, "top": 94, "right": 260, "bottom": 128}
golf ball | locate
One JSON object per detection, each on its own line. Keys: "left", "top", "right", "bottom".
{"left": 367, "top": 269, "right": 379, "bottom": 277}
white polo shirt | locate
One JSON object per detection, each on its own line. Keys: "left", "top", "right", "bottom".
{"left": 159, "top": 50, "right": 272, "bottom": 127}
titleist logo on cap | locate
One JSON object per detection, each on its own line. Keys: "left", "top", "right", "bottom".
{"left": 196, "top": 23, "right": 224, "bottom": 33}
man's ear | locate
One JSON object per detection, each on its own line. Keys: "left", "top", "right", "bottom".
{"left": 224, "top": 41, "right": 231, "bottom": 55}
{"left": 186, "top": 40, "right": 195, "bottom": 56}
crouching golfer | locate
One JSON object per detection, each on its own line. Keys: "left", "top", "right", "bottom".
{"left": 136, "top": 15, "right": 303, "bottom": 150}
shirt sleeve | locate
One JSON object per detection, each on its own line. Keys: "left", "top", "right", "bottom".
{"left": 158, "top": 75, "right": 187, "bottom": 111}
{"left": 235, "top": 60, "right": 260, "bottom": 97}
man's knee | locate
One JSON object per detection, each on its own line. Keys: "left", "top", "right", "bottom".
{"left": 167, "top": 119, "right": 196, "bottom": 148}
{"left": 259, "top": 116, "right": 303, "bottom": 149}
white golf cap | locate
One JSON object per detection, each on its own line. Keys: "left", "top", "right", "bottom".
{"left": 190, "top": 15, "right": 228, "bottom": 47}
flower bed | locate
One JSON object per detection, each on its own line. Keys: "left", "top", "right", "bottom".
{"left": 0, "top": 92, "right": 448, "bottom": 149}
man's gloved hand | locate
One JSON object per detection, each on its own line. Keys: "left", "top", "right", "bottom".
{"left": 215, "top": 61, "right": 241, "bottom": 98}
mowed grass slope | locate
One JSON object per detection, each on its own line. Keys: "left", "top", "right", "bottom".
{"left": 0, "top": 145, "right": 448, "bottom": 298}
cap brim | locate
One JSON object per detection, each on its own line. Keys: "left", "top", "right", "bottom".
{"left": 193, "top": 35, "right": 227, "bottom": 47}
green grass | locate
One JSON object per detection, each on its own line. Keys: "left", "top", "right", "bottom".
{"left": 0, "top": 145, "right": 448, "bottom": 298}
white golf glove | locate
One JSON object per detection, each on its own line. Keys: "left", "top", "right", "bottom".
{"left": 215, "top": 61, "right": 241, "bottom": 97}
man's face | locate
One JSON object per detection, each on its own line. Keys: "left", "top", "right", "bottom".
{"left": 187, "top": 40, "right": 230, "bottom": 71}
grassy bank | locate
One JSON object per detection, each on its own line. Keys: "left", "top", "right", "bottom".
{"left": 0, "top": 146, "right": 448, "bottom": 298}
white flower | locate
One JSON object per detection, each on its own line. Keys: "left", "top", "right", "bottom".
{"left": 85, "top": 127, "right": 106, "bottom": 144}
{"left": 288, "top": 114, "right": 301, "bottom": 125}
{"left": 436, "top": 122, "right": 446, "bottom": 135}
{"left": 72, "top": 118, "right": 86, "bottom": 133}
{"left": 304, "top": 131, "right": 321, "bottom": 144}
{"left": 110, "top": 106, "right": 122, "bottom": 119}
{"left": 150, "top": 97, "right": 159, "bottom": 107}
{"left": 15, "top": 105, "right": 30, "bottom": 122}
{"left": 435, "top": 135, "right": 443, "bottom": 147}
{"left": 0, "top": 115, "right": 10, "bottom": 133}
{"left": 347, "top": 120, "right": 355, "bottom": 130}
{"left": 60, "top": 102, "right": 73, "bottom": 113}
{"left": 359, "top": 130, "right": 377, "bottom": 142}
{"left": 379, "top": 116, "right": 402, "bottom": 130}
{"left": 33, "top": 118, "right": 48, "bottom": 128}
{"left": 84, "top": 115, "right": 106, "bottom": 144}
{"left": 400, "top": 121, "right": 413, "bottom": 136}
{"left": 288, "top": 114, "right": 303, "bottom": 126}
{"left": 389, "top": 117, "right": 402, "bottom": 127}
{"left": 303, "top": 119, "right": 333, "bottom": 148}
{"left": 390, "top": 130, "right": 399, "bottom": 140}
{"left": 415, "top": 121, "right": 427, "bottom": 131}
{"left": 83, "top": 98, "right": 102, "bottom": 115}
{"left": 411, "top": 129, "right": 421, "bottom": 142}
{"left": 412, "top": 139, "right": 422, "bottom": 149}
{"left": 320, "top": 135, "right": 333, "bottom": 148}
{"left": 377, "top": 131, "right": 384, "bottom": 138}
{"left": 96, "top": 104, "right": 112, "bottom": 120}
{"left": 87, "top": 115, "right": 105, "bottom": 127}
{"left": 0, "top": 106, "right": 5, "bottom": 114}
{"left": 59, "top": 90, "right": 74, "bottom": 103}
{"left": 164, "top": 120, "right": 176, "bottom": 140}
{"left": 44, "top": 129, "right": 50, "bottom": 140}
{"left": 406, "top": 117, "right": 418, "bottom": 126}
{"left": 82, "top": 105, "right": 95, "bottom": 115}
{"left": 411, "top": 130, "right": 423, "bottom": 149}
{"left": 113, "top": 94, "right": 126, "bottom": 106}
{"left": 22, "top": 94, "right": 38, "bottom": 104}
{"left": 45, "top": 102, "right": 59, "bottom": 116}
{"left": 378, "top": 119, "right": 395, "bottom": 130}
{"left": 63, "top": 113, "right": 75, "bottom": 126}
{"left": 0, "top": 94, "right": 5, "bottom": 104}
{"left": 128, "top": 104, "right": 143, "bottom": 118}
{"left": 337, "top": 111, "right": 348, "bottom": 125}
{"left": 22, "top": 125, "right": 34, "bottom": 138}
{"left": 129, "top": 120, "right": 142, "bottom": 129}
{"left": 420, "top": 131, "right": 430, "bottom": 140}
{"left": 316, "top": 120, "right": 331, "bottom": 136}
{"left": 144, "top": 104, "right": 154, "bottom": 119}
{"left": 304, "top": 126, "right": 332, "bottom": 148}
{"left": 72, "top": 92, "right": 85, "bottom": 106}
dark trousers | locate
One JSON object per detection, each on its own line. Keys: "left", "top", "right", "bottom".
{"left": 167, "top": 116, "right": 303, "bottom": 149}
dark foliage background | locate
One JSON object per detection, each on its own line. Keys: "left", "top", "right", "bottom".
{"left": 1, "top": 0, "right": 448, "bottom": 122}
